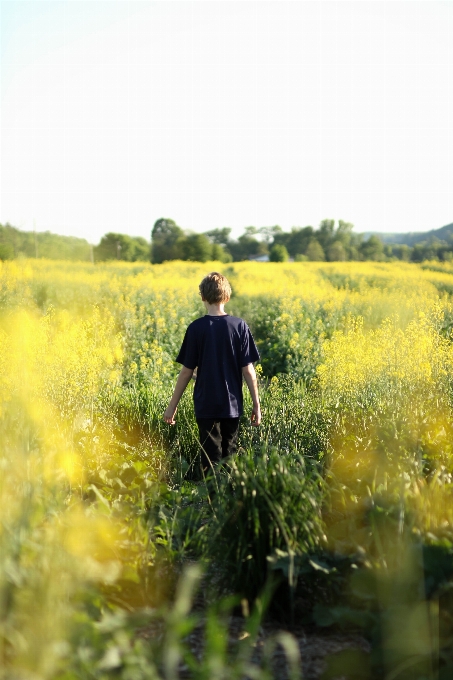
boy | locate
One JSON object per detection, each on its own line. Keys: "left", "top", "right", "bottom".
{"left": 163, "top": 272, "right": 261, "bottom": 471}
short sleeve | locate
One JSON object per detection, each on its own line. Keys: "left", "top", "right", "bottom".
{"left": 240, "top": 323, "right": 260, "bottom": 367}
{"left": 175, "top": 325, "right": 198, "bottom": 369}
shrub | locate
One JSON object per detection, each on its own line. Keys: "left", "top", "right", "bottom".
{"left": 269, "top": 244, "right": 289, "bottom": 262}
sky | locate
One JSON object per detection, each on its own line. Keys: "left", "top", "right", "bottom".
{"left": 1, "top": 0, "right": 452, "bottom": 245}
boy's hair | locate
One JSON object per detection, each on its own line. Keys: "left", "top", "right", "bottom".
{"left": 199, "top": 272, "right": 232, "bottom": 304}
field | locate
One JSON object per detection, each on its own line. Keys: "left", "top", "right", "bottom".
{"left": 2, "top": 258, "right": 453, "bottom": 679}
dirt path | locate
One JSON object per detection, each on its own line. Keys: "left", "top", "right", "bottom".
{"left": 137, "top": 612, "right": 370, "bottom": 679}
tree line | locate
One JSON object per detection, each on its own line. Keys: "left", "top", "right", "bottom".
{"left": 148, "top": 218, "right": 453, "bottom": 264}
{"left": 0, "top": 223, "right": 92, "bottom": 262}
{"left": 1, "top": 219, "right": 453, "bottom": 264}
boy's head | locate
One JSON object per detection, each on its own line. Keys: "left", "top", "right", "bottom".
{"left": 199, "top": 272, "right": 231, "bottom": 305}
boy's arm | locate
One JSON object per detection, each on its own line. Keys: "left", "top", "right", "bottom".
{"left": 164, "top": 366, "right": 194, "bottom": 425}
{"left": 242, "top": 363, "right": 261, "bottom": 426}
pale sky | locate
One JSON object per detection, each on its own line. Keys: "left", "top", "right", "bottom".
{"left": 1, "top": 0, "right": 452, "bottom": 244}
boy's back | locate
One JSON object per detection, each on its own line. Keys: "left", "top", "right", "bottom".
{"left": 176, "top": 314, "right": 259, "bottom": 419}
{"left": 164, "top": 272, "right": 261, "bottom": 470}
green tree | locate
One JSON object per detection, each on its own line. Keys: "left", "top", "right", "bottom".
{"left": 151, "top": 218, "right": 184, "bottom": 263}
{"left": 204, "top": 228, "right": 233, "bottom": 261}
{"left": 0, "top": 223, "right": 92, "bottom": 261}
{"left": 228, "top": 233, "right": 264, "bottom": 261}
{"left": 132, "top": 236, "right": 151, "bottom": 261}
{"left": 327, "top": 240, "right": 347, "bottom": 261}
{"left": 271, "top": 230, "right": 292, "bottom": 253}
{"left": 306, "top": 238, "right": 325, "bottom": 261}
{"left": 94, "top": 233, "right": 150, "bottom": 262}
{"left": 180, "top": 233, "right": 213, "bottom": 262}
{"left": 259, "top": 225, "right": 282, "bottom": 244}
{"left": 269, "top": 244, "right": 289, "bottom": 262}
{"left": 211, "top": 243, "right": 232, "bottom": 262}
{"left": 317, "top": 219, "right": 336, "bottom": 250}
{"left": 204, "top": 228, "right": 232, "bottom": 247}
{"left": 336, "top": 220, "right": 354, "bottom": 242}
{"left": 410, "top": 240, "right": 446, "bottom": 262}
{"left": 288, "top": 226, "right": 315, "bottom": 257}
{"left": 394, "top": 244, "right": 412, "bottom": 261}
{"left": 360, "top": 235, "right": 385, "bottom": 261}
{"left": 335, "top": 220, "right": 357, "bottom": 259}
{"left": 37, "top": 232, "right": 93, "bottom": 261}
{"left": 0, "top": 242, "right": 14, "bottom": 260}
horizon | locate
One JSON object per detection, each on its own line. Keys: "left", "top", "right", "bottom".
{"left": 1, "top": 1, "right": 452, "bottom": 242}
{"left": 3, "top": 216, "right": 453, "bottom": 247}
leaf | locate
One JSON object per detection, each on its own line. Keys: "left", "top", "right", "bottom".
{"left": 87, "top": 484, "right": 111, "bottom": 509}
{"left": 120, "top": 466, "right": 138, "bottom": 484}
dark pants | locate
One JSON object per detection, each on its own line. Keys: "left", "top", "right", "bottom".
{"left": 196, "top": 417, "right": 240, "bottom": 472}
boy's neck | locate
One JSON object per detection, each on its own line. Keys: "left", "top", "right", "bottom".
{"left": 204, "top": 301, "right": 228, "bottom": 316}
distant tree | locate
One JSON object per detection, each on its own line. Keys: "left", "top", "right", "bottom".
{"left": 360, "top": 235, "right": 384, "bottom": 261}
{"left": 411, "top": 242, "right": 429, "bottom": 262}
{"left": 259, "top": 225, "right": 283, "bottom": 243}
{"left": 132, "top": 237, "right": 151, "bottom": 261}
{"left": 327, "top": 240, "right": 347, "bottom": 261}
{"left": 427, "top": 238, "right": 452, "bottom": 262}
{"left": 410, "top": 240, "right": 447, "bottom": 262}
{"left": 273, "top": 224, "right": 344, "bottom": 259}
{"left": 306, "top": 238, "right": 325, "bottom": 261}
{"left": 271, "top": 230, "right": 292, "bottom": 252}
{"left": 204, "top": 228, "right": 233, "bottom": 261}
{"left": 0, "top": 223, "right": 92, "bottom": 261}
{"left": 204, "top": 227, "right": 232, "bottom": 247}
{"left": 0, "top": 242, "right": 14, "bottom": 260}
{"left": 391, "top": 244, "right": 412, "bottom": 261}
{"left": 287, "top": 226, "right": 315, "bottom": 258}
{"left": 37, "top": 232, "right": 93, "bottom": 261}
{"left": 269, "top": 244, "right": 289, "bottom": 262}
{"left": 94, "top": 233, "right": 121, "bottom": 261}
{"left": 94, "top": 233, "right": 150, "bottom": 262}
{"left": 228, "top": 232, "right": 265, "bottom": 261}
{"left": 151, "top": 218, "right": 184, "bottom": 263}
{"left": 317, "top": 219, "right": 336, "bottom": 250}
{"left": 439, "top": 247, "right": 453, "bottom": 261}
{"left": 211, "top": 243, "right": 233, "bottom": 262}
{"left": 336, "top": 220, "right": 354, "bottom": 240}
{"left": 180, "top": 233, "right": 213, "bottom": 262}
{"left": 336, "top": 221, "right": 356, "bottom": 257}
{"left": 346, "top": 247, "right": 359, "bottom": 260}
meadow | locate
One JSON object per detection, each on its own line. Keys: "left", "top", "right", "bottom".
{"left": 2, "top": 258, "right": 453, "bottom": 679}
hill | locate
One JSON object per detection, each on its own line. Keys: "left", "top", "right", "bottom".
{"left": 363, "top": 222, "right": 453, "bottom": 247}
{"left": 0, "top": 223, "right": 92, "bottom": 261}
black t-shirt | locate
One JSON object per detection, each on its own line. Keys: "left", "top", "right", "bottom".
{"left": 176, "top": 314, "right": 260, "bottom": 419}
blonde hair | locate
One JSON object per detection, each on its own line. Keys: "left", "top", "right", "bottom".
{"left": 199, "top": 272, "right": 232, "bottom": 304}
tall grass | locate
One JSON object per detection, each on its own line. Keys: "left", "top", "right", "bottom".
{"left": 200, "top": 448, "right": 325, "bottom": 598}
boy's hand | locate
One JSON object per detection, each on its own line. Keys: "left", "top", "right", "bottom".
{"left": 242, "top": 364, "right": 260, "bottom": 426}
{"left": 163, "top": 405, "right": 177, "bottom": 425}
{"left": 251, "top": 405, "right": 261, "bottom": 426}
{"left": 163, "top": 367, "right": 193, "bottom": 426}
